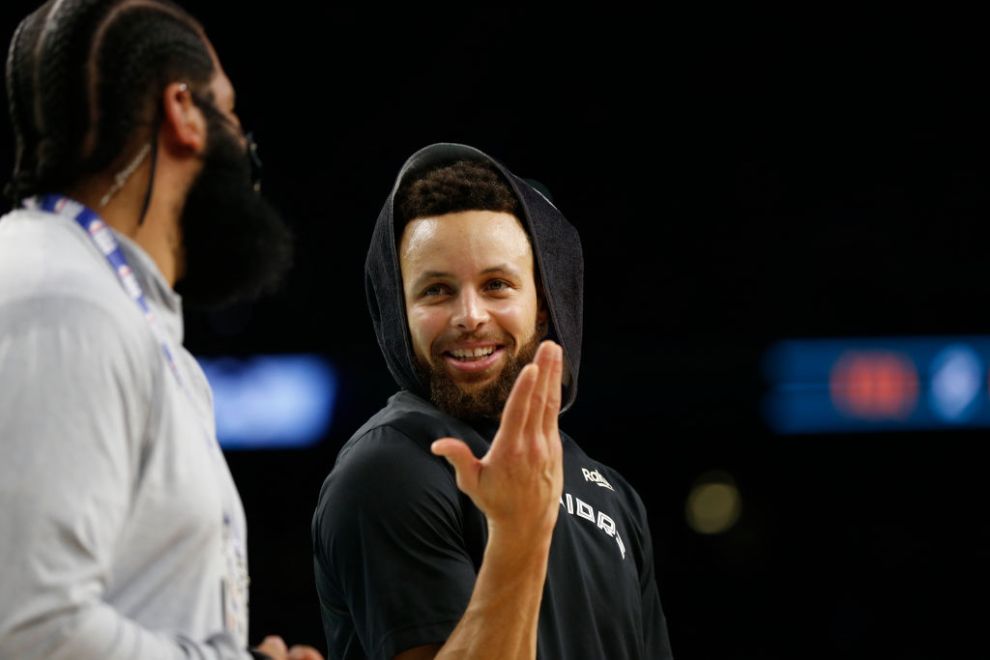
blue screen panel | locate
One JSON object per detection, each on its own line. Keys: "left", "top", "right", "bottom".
{"left": 196, "top": 354, "right": 337, "bottom": 449}
{"left": 764, "top": 337, "right": 990, "bottom": 434}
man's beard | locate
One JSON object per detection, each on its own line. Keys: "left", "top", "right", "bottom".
{"left": 175, "top": 118, "right": 293, "bottom": 308}
{"left": 415, "top": 324, "right": 544, "bottom": 422}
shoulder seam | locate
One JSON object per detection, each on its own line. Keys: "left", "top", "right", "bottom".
{"left": 339, "top": 422, "right": 427, "bottom": 464}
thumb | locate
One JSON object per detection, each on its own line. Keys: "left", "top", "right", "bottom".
{"left": 256, "top": 635, "right": 288, "bottom": 659}
{"left": 288, "top": 646, "right": 324, "bottom": 660}
{"left": 431, "top": 437, "right": 480, "bottom": 495}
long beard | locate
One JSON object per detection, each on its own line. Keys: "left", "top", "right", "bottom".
{"left": 415, "top": 325, "right": 543, "bottom": 421}
{"left": 175, "top": 120, "right": 292, "bottom": 308}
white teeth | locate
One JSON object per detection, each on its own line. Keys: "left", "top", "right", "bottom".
{"left": 450, "top": 346, "right": 496, "bottom": 359}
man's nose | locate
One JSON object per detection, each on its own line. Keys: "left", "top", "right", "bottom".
{"left": 451, "top": 289, "right": 489, "bottom": 332}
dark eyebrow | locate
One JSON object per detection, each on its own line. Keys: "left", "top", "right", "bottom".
{"left": 411, "top": 271, "right": 452, "bottom": 291}
{"left": 480, "top": 264, "right": 522, "bottom": 278}
{"left": 410, "top": 265, "right": 523, "bottom": 292}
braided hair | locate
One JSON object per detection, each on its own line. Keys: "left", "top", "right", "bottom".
{"left": 4, "top": 0, "right": 215, "bottom": 204}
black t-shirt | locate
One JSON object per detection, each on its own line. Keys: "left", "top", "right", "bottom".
{"left": 312, "top": 391, "right": 673, "bottom": 659}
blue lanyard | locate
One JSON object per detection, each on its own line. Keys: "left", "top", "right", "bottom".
{"left": 25, "top": 195, "right": 248, "bottom": 636}
{"left": 26, "top": 194, "right": 185, "bottom": 388}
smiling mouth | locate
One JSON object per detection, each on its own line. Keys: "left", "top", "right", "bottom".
{"left": 441, "top": 344, "right": 506, "bottom": 373}
{"left": 444, "top": 345, "right": 501, "bottom": 361}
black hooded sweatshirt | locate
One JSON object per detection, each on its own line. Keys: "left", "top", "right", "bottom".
{"left": 312, "top": 144, "right": 673, "bottom": 660}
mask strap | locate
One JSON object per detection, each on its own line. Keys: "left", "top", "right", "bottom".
{"left": 98, "top": 83, "right": 169, "bottom": 224}
{"left": 137, "top": 122, "right": 159, "bottom": 226}
{"left": 98, "top": 142, "right": 151, "bottom": 208}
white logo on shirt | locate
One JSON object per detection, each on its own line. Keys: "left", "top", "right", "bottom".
{"left": 560, "top": 492, "right": 626, "bottom": 559}
{"left": 582, "top": 467, "right": 614, "bottom": 491}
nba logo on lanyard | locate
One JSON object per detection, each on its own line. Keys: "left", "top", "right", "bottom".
{"left": 26, "top": 193, "right": 249, "bottom": 645}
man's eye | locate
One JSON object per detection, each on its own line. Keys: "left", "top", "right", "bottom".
{"left": 423, "top": 284, "right": 449, "bottom": 296}
{"left": 486, "top": 279, "right": 510, "bottom": 291}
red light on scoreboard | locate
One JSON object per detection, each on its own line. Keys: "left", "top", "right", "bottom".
{"left": 829, "top": 351, "right": 919, "bottom": 420}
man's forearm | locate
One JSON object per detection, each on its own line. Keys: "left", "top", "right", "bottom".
{"left": 436, "top": 528, "right": 552, "bottom": 660}
{"left": 408, "top": 345, "right": 564, "bottom": 660}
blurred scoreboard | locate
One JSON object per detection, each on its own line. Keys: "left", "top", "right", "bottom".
{"left": 197, "top": 354, "right": 337, "bottom": 449}
{"left": 763, "top": 337, "right": 990, "bottom": 433}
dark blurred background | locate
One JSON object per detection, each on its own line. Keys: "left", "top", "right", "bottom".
{"left": 2, "top": 4, "right": 988, "bottom": 659}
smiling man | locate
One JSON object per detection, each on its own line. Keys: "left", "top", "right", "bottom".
{"left": 403, "top": 207, "right": 545, "bottom": 420}
{"left": 312, "top": 143, "right": 673, "bottom": 660}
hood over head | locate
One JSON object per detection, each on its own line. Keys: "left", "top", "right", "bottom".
{"left": 365, "top": 143, "right": 584, "bottom": 413}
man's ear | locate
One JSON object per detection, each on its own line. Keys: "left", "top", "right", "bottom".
{"left": 159, "top": 82, "right": 206, "bottom": 155}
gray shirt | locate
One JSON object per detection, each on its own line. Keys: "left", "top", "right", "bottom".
{"left": 0, "top": 207, "right": 251, "bottom": 659}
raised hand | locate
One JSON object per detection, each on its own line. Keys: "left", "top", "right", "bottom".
{"left": 255, "top": 634, "right": 324, "bottom": 660}
{"left": 431, "top": 340, "right": 564, "bottom": 540}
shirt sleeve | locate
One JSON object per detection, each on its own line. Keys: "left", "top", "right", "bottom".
{"left": 0, "top": 297, "right": 250, "bottom": 660}
{"left": 633, "top": 491, "right": 674, "bottom": 660}
{"left": 313, "top": 425, "right": 478, "bottom": 659}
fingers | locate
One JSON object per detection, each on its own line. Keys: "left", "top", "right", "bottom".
{"left": 257, "top": 636, "right": 323, "bottom": 660}
{"left": 288, "top": 645, "right": 325, "bottom": 660}
{"left": 431, "top": 437, "right": 481, "bottom": 495}
{"left": 498, "top": 361, "right": 539, "bottom": 442}
{"left": 525, "top": 342, "right": 555, "bottom": 441}
{"left": 257, "top": 635, "right": 288, "bottom": 659}
{"left": 542, "top": 343, "right": 563, "bottom": 440}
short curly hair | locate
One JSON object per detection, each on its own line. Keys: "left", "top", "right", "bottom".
{"left": 395, "top": 159, "right": 520, "bottom": 227}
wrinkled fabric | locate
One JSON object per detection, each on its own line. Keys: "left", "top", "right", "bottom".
{"left": 0, "top": 208, "right": 250, "bottom": 660}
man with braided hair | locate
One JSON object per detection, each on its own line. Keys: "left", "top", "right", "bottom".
{"left": 0, "top": 2, "right": 320, "bottom": 659}
{"left": 312, "top": 144, "right": 673, "bottom": 659}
